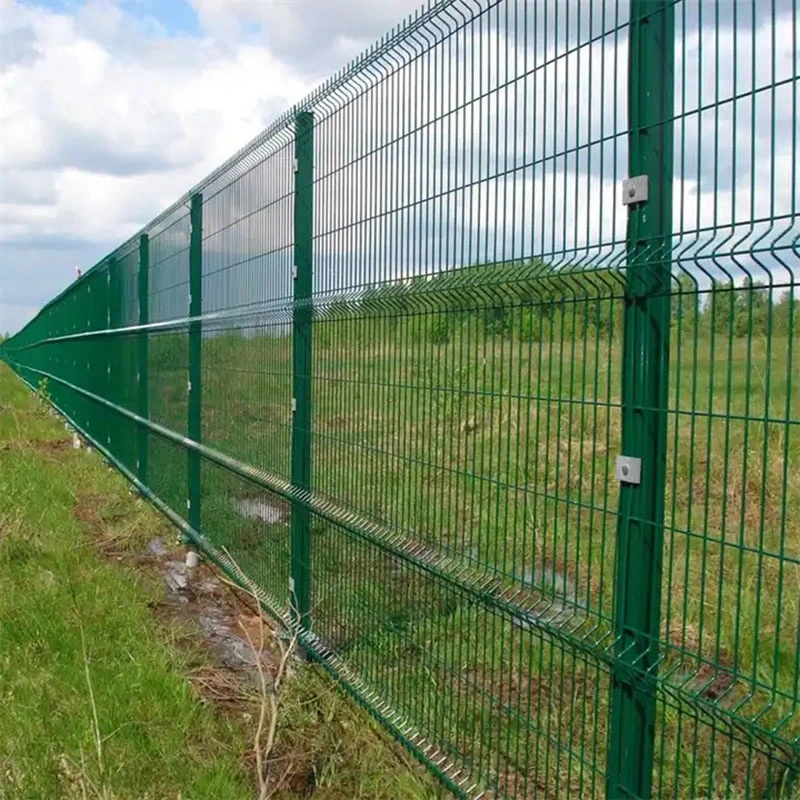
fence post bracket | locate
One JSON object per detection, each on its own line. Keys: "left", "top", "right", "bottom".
{"left": 621, "top": 175, "right": 649, "bottom": 205}
{"left": 615, "top": 455, "right": 642, "bottom": 485}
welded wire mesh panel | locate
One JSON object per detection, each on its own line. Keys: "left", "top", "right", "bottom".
{"left": 82, "top": 268, "right": 113, "bottom": 447}
{"left": 200, "top": 134, "right": 295, "bottom": 474}
{"left": 146, "top": 210, "right": 191, "bottom": 437}
{"left": 196, "top": 128, "right": 297, "bottom": 612}
{"left": 308, "top": 1, "right": 629, "bottom": 794}
{"left": 655, "top": 1, "right": 800, "bottom": 796}
{"left": 107, "top": 246, "right": 140, "bottom": 474}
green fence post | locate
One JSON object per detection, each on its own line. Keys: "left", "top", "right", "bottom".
{"left": 291, "top": 111, "right": 314, "bottom": 630}
{"left": 137, "top": 234, "right": 149, "bottom": 486}
{"left": 188, "top": 193, "right": 203, "bottom": 537}
{"left": 104, "top": 258, "right": 115, "bottom": 453}
{"left": 86, "top": 273, "right": 100, "bottom": 442}
{"left": 108, "top": 256, "right": 121, "bottom": 456}
{"left": 607, "top": 1, "right": 675, "bottom": 798}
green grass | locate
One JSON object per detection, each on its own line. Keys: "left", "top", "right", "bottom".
{"left": 0, "top": 363, "right": 440, "bottom": 800}
{"left": 190, "top": 308, "right": 800, "bottom": 798}
{"left": 0, "top": 369, "right": 251, "bottom": 799}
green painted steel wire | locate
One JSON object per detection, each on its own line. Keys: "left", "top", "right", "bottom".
{"left": 2, "top": 0, "right": 800, "bottom": 796}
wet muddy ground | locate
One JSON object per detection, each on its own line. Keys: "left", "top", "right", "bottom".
{"left": 76, "top": 486, "right": 289, "bottom": 711}
{"left": 148, "top": 536, "right": 288, "bottom": 686}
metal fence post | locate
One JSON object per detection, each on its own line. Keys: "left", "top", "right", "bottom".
{"left": 291, "top": 111, "right": 314, "bottom": 630}
{"left": 137, "top": 234, "right": 149, "bottom": 486}
{"left": 104, "top": 258, "right": 115, "bottom": 452}
{"left": 87, "top": 273, "right": 101, "bottom": 441}
{"left": 108, "top": 256, "right": 121, "bottom": 455}
{"left": 188, "top": 193, "right": 203, "bottom": 536}
{"left": 607, "top": 1, "right": 675, "bottom": 797}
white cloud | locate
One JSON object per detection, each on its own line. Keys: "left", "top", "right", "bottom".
{"left": 0, "top": 0, "right": 318, "bottom": 332}
{"left": 0, "top": 0, "right": 312, "bottom": 247}
{"left": 187, "top": 0, "right": 424, "bottom": 71}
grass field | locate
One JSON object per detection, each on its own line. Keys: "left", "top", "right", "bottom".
{"left": 7, "top": 286, "right": 800, "bottom": 798}
{"left": 0, "top": 367, "right": 252, "bottom": 798}
{"left": 0, "top": 362, "right": 440, "bottom": 800}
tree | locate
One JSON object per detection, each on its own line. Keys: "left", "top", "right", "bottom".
{"left": 672, "top": 273, "right": 699, "bottom": 337}
{"left": 733, "top": 278, "right": 770, "bottom": 337}
{"left": 703, "top": 278, "right": 736, "bottom": 334}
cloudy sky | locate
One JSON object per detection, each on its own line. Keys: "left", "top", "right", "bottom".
{"left": 1, "top": 0, "right": 797, "bottom": 333}
{"left": 0, "top": 0, "right": 424, "bottom": 333}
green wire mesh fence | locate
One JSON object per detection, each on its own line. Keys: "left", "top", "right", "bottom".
{"left": 2, "top": 0, "right": 799, "bottom": 796}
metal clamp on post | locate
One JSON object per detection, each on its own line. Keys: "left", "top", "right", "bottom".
{"left": 621, "top": 175, "right": 649, "bottom": 206}
{"left": 616, "top": 455, "right": 642, "bottom": 485}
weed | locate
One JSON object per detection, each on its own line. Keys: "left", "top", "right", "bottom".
{"left": 35, "top": 376, "right": 51, "bottom": 405}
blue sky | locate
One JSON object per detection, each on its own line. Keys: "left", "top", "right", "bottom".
{"left": 17, "top": 0, "right": 200, "bottom": 35}
{"left": 0, "top": 0, "right": 421, "bottom": 333}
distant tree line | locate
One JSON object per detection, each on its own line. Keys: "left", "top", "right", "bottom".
{"left": 674, "top": 275, "right": 796, "bottom": 339}
{"left": 315, "top": 260, "right": 798, "bottom": 347}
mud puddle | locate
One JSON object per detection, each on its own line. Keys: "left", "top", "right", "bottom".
{"left": 149, "top": 536, "right": 279, "bottom": 677}
{"left": 231, "top": 496, "right": 286, "bottom": 525}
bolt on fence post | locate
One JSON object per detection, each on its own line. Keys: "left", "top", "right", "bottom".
{"left": 291, "top": 111, "right": 314, "bottom": 631}
{"left": 137, "top": 233, "right": 149, "bottom": 486}
{"left": 607, "top": 1, "right": 674, "bottom": 798}
{"left": 188, "top": 193, "right": 203, "bottom": 539}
